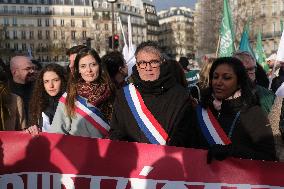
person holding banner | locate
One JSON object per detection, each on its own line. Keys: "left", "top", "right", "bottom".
{"left": 192, "top": 57, "right": 276, "bottom": 162}
{"left": 26, "top": 64, "right": 66, "bottom": 133}
{"left": 49, "top": 48, "right": 114, "bottom": 138}
{"left": 109, "top": 41, "right": 192, "bottom": 146}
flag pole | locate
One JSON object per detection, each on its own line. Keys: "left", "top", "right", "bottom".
{"left": 216, "top": 35, "right": 221, "bottom": 57}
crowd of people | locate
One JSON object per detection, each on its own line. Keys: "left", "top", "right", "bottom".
{"left": 1, "top": 41, "right": 284, "bottom": 163}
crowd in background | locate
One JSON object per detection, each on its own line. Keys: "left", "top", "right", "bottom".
{"left": 1, "top": 41, "right": 284, "bottom": 164}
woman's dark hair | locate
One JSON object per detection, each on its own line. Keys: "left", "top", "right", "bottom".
{"left": 179, "top": 56, "right": 189, "bottom": 71}
{"left": 102, "top": 51, "right": 125, "bottom": 78}
{"left": 202, "top": 57, "right": 257, "bottom": 108}
{"left": 29, "top": 63, "right": 66, "bottom": 126}
{"left": 255, "top": 63, "right": 269, "bottom": 88}
{"left": 66, "top": 48, "right": 114, "bottom": 117}
{"left": 167, "top": 59, "right": 188, "bottom": 88}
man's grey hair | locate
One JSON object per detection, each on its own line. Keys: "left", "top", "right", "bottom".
{"left": 135, "top": 41, "right": 165, "bottom": 61}
{"left": 232, "top": 51, "right": 256, "bottom": 65}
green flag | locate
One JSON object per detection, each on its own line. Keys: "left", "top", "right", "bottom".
{"left": 218, "top": 0, "right": 235, "bottom": 57}
{"left": 239, "top": 22, "right": 255, "bottom": 58}
{"left": 255, "top": 31, "right": 269, "bottom": 72}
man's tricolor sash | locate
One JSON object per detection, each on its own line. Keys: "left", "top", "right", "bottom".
{"left": 123, "top": 84, "right": 168, "bottom": 145}
{"left": 59, "top": 93, "right": 110, "bottom": 136}
{"left": 196, "top": 105, "right": 231, "bottom": 145}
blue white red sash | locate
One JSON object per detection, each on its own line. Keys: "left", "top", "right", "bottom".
{"left": 196, "top": 105, "right": 231, "bottom": 145}
{"left": 59, "top": 93, "right": 110, "bottom": 136}
{"left": 123, "top": 84, "right": 168, "bottom": 145}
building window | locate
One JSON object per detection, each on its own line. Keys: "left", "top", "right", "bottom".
{"left": 28, "top": 7, "right": 32, "bottom": 14}
{"left": 22, "top": 43, "right": 27, "bottom": 51}
{"left": 3, "top": 6, "right": 8, "bottom": 13}
{"left": 71, "top": 8, "right": 74, "bottom": 16}
{"left": 5, "top": 31, "right": 9, "bottom": 39}
{"left": 29, "top": 31, "right": 34, "bottom": 39}
{"left": 61, "top": 31, "right": 65, "bottom": 39}
{"left": 45, "top": 19, "right": 49, "bottom": 26}
{"left": 13, "top": 30, "right": 17, "bottom": 39}
{"left": 82, "top": 20, "right": 86, "bottom": 27}
{"left": 96, "top": 24, "right": 100, "bottom": 30}
{"left": 38, "top": 30, "right": 42, "bottom": 39}
{"left": 102, "top": 2, "right": 107, "bottom": 9}
{"left": 21, "top": 31, "right": 26, "bottom": 39}
{"left": 11, "top": 6, "right": 16, "bottom": 13}
{"left": 105, "top": 23, "right": 108, "bottom": 30}
{"left": 46, "top": 30, "right": 50, "bottom": 39}
{"left": 20, "top": 6, "right": 24, "bottom": 14}
{"left": 82, "top": 31, "right": 86, "bottom": 39}
{"left": 260, "top": 3, "right": 265, "bottom": 16}
{"left": 38, "top": 19, "right": 42, "bottom": 26}
{"left": 61, "top": 19, "right": 64, "bottom": 26}
{"left": 37, "top": 7, "right": 41, "bottom": 14}
{"left": 12, "top": 17, "right": 17, "bottom": 26}
{"left": 71, "top": 31, "right": 76, "bottom": 40}
{"left": 93, "top": 1, "right": 99, "bottom": 8}
{"left": 45, "top": 7, "right": 49, "bottom": 14}
{"left": 71, "top": 19, "right": 75, "bottom": 27}
{"left": 14, "top": 43, "right": 18, "bottom": 51}
{"left": 53, "top": 19, "right": 57, "bottom": 26}
{"left": 4, "top": 18, "right": 9, "bottom": 26}
{"left": 52, "top": 31, "right": 57, "bottom": 39}
{"left": 5, "top": 43, "right": 10, "bottom": 49}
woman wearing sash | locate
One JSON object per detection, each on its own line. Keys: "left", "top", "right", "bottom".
{"left": 25, "top": 64, "right": 66, "bottom": 134}
{"left": 191, "top": 57, "right": 276, "bottom": 162}
{"left": 49, "top": 48, "right": 114, "bottom": 138}
{"left": 109, "top": 41, "right": 193, "bottom": 146}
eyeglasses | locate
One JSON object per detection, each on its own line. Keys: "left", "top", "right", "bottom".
{"left": 136, "top": 59, "right": 162, "bottom": 69}
{"left": 18, "top": 66, "right": 37, "bottom": 72}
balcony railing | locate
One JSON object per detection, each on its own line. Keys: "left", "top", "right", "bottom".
{"left": 0, "top": 10, "right": 92, "bottom": 17}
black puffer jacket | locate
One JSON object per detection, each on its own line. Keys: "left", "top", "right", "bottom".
{"left": 189, "top": 95, "right": 277, "bottom": 161}
{"left": 109, "top": 63, "right": 193, "bottom": 147}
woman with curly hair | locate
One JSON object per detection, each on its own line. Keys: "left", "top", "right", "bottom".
{"left": 26, "top": 63, "right": 66, "bottom": 133}
{"left": 189, "top": 57, "right": 277, "bottom": 162}
{"left": 49, "top": 48, "right": 114, "bottom": 138}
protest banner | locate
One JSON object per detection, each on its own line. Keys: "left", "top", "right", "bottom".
{"left": 0, "top": 131, "right": 284, "bottom": 189}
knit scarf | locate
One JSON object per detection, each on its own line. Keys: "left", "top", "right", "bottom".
{"left": 0, "top": 83, "right": 10, "bottom": 131}
{"left": 76, "top": 81, "right": 113, "bottom": 121}
{"left": 77, "top": 81, "right": 111, "bottom": 106}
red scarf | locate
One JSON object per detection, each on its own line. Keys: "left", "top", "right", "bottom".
{"left": 77, "top": 81, "right": 111, "bottom": 107}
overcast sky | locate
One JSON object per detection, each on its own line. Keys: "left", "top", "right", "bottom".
{"left": 153, "top": 0, "right": 197, "bottom": 11}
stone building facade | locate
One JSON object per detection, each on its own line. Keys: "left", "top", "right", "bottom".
{"left": 158, "top": 7, "right": 195, "bottom": 60}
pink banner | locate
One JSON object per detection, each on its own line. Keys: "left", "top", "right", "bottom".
{"left": 0, "top": 131, "right": 284, "bottom": 189}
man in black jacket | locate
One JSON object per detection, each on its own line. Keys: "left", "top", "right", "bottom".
{"left": 109, "top": 41, "right": 194, "bottom": 147}
{"left": 9, "top": 55, "right": 36, "bottom": 123}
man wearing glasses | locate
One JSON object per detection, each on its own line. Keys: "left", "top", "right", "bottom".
{"left": 9, "top": 55, "right": 36, "bottom": 123}
{"left": 109, "top": 41, "right": 193, "bottom": 147}
{"left": 233, "top": 51, "right": 275, "bottom": 115}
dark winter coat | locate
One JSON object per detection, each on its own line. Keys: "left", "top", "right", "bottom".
{"left": 189, "top": 95, "right": 277, "bottom": 161}
{"left": 109, "top": 63, "right": 193, "bottom": 147}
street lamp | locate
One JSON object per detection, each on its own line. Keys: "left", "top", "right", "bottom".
{"left": 107, "top": 0, "right": 117, "bottom": 50}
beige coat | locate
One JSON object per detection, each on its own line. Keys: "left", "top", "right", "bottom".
{"left": 268, "top": 96, "right": 284, "bottom": 161}
{"left": 4, "top": 93, "right": 26, "bottom": 130}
